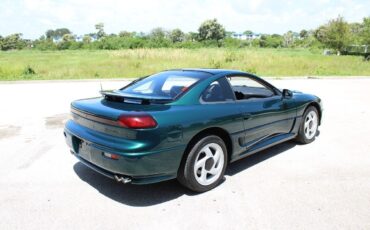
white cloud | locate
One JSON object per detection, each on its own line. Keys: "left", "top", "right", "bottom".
{"left": 38, "top": 18, "right": 55, "bottom": 26}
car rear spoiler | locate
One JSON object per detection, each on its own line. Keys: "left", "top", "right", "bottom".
{"left": 100, "top": 90, "right": 173, "bottom": 104}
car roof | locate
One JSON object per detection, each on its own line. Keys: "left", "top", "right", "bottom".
{"left": 165, "top": 68, "right": 246, "bottom": 76}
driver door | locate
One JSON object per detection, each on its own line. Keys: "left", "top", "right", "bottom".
{"left": 227, "top": 75, "right": 295, "bottom": 148}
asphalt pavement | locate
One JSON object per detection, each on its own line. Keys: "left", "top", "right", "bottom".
{"left": 0, "top": 78, "right": 369, "bottom": 230}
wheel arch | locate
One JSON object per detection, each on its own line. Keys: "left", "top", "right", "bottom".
{"left": 306, "top": 101, "right": 322, "bottom": 125}
{"left": 181, "top": 127, "right": 233, "bottom": 166}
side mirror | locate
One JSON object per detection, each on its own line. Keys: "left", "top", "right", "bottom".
{"left": 282, "top": 89, "right": 293, "bottom": 99}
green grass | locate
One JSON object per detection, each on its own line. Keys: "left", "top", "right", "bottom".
{"left": 0, "top": 48, "right": 369, "bottom": 80}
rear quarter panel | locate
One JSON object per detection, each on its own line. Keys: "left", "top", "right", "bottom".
{"left": 150, "top": 102, "right": 244, "bottom": 150}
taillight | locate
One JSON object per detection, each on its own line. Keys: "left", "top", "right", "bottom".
{"left": 118, "top": 114, "right": 157, "bottom": 129}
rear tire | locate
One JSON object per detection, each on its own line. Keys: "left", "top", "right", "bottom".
{"left": 178, "top": 135, "right": 228, "bottom": 192}
{"left": 296, "top": 106, "right": 319, "bottom": 144}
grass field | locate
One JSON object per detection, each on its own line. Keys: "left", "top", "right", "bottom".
{"left": 0, "top": 48, "right": 369, "bottom": 80}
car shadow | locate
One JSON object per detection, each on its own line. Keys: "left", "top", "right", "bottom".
{"left": 73, "top": 162, "right": 190, "bottom": 207}
{"left": 73, "top": 141, "right": 297, "bottom": 207}
{"left": 226, "top": 141, "right": 297, "bottom": 176}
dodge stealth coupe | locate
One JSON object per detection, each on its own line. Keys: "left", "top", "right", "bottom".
{"left": 64, "top": 69, "right": 322, "bottom": 192}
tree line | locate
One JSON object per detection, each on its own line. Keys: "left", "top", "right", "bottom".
{"left": 0, "top": 16, "right": 369, "bottom": 54}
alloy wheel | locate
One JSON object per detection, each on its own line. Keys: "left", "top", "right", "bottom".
{"left": 304, "top": 110, "right": 318, "bottom": 139}
{"left": 193, "top": 143, "right": 225, "bottom": 186}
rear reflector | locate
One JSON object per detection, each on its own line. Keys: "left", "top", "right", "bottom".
{"left": 118, "top": 114, "right": 157, "bottom": 129}
{"left": 103, "top": 152, "right": 119, "bottom": 160}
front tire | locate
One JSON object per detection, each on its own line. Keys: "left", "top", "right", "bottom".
{"left": 296, "top": 106, "right": 319, "bottom": 144}
{"left": 178, "top": 135, "right": 228, "bottom": 192}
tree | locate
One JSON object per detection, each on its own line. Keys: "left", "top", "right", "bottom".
{"left": 185, "top": 32, "right": 198, "bottom": 41}
{"left": 242, "top": 30, "right": 253, "bottom": 47}
{"left": 314, "top": 16, "right": 350, "bottom": 54}
{"left": 95, "top": 23, "right": 106, "bottom": 39}
{"left": 360, "top": 17, "right": 370, "bottom": 45}
{"left": 299, "top": 29, "right": 308, "bottom": 39}
{"left": 119, "top": 31, "right": 135, "bottom": 37}
{"left": 0, "top": 33, "right": 26, "bottom": 50}
{"left": 54, "top": 28, "right": 71, "bottom": 39}
{"left": 313, "top": 25, "right": 327, "bottom": 43}
{"left": 148, "top": 27, "right": 171, "bottom": 47}
{"left": 349, "top": 22, "right": 362, "bottom": 44}
{"left": 45, "top": 28, "right": 71, "bottom": 41}
{"left": 0, "top": 36, "right": 3, "bottom": 50}
{"left": 46, "top": 29, "right": 54, "bottom": 39}
{"left": 82, "top": 35, "right": 92, "bottom": 43}
{"left": 62, "top": 34, "right": 75, "bottom": 42}
{"left": 149, "top": 27, "right": 166, "bottom": 40}
{"left": 283, "top": 31, "right": 294, "bottom": 47}
{"left": 243, "top": 30, "right": 253, "bottom": 36}
{"left": 55, "top": 33, "right": 75, "bottom": 50}
{"left": 169, "top": 28, "right": 185, "bottom": 43}
{"left": 198, "top": 19, "right": 226, "bottom": 42}
{"left": 350, "top": 23, "right": 362, "bottom": 34}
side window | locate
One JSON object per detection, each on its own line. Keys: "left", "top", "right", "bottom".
{"left": 201, "top": 77, "right": 235, "bottom": 102}
{"left": 227, "top": 76, "right": 274, "bottom": 100}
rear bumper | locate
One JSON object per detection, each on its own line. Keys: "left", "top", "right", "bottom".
{"left": 64, "top": 120, "right": 186, "bottom": 184}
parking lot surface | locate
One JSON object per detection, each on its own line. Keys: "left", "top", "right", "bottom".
{"left": 0, "top": 78, "right": 369, "bottom": 230}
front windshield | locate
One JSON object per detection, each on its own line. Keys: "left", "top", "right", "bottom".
{"left": 121, "top": 71, "right": 210, "bottom": 99}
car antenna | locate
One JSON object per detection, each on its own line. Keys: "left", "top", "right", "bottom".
{"left": 100, "top": 82, "right": 103, "bottom": 93}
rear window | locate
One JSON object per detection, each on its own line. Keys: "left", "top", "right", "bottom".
{"left": 121, "top": 71, "right": 210, "bottom": 99}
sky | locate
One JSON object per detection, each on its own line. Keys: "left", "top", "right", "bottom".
{"left": 0, "top": 0, "right": 369, "bottom": 39}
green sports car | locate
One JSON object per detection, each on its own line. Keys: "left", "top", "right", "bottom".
{"left": 64, "top": 69, "right": 323, "bottom": 192}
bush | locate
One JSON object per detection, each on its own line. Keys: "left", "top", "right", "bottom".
{"left": 33, "top": 39, "right": 57, "bottom": 50}
{"left": 57, "top": 41, "right": 72, "bottom": 50}
{"left": 68, "top": 41, "right": 83, "bottom": 50}
{"left": 173, "top": 41, "right": 203, "bottom": 49}
{"left": 22, "top": 65, "right": 36, "bottom": 76}
{"left": 259, "top": 35, "right": 283, "bottom": 48}
{"left": 223, "top": 38, "right": 248, "bottom": 48}
{"left": 200, "top": 40, "right": 220, "bottom": 47}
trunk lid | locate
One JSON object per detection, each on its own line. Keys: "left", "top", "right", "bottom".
{"left": 71, "top": 96, "right": 170, "bottom": 121}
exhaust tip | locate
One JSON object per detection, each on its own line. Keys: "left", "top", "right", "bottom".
{"left": 114, "top": 175, "right": 132, "bottom": 184}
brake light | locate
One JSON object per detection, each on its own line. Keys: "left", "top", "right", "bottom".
{"left": 118, "top": 114, "right": 157, "bottom": 129}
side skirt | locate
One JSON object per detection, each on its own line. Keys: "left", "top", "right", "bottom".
{"left": 230, "top": 133, "right": 297, "bottom": 163}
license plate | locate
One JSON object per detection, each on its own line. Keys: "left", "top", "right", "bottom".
{"left": 78, "top": 140, "right": 92, "bottom": 161}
